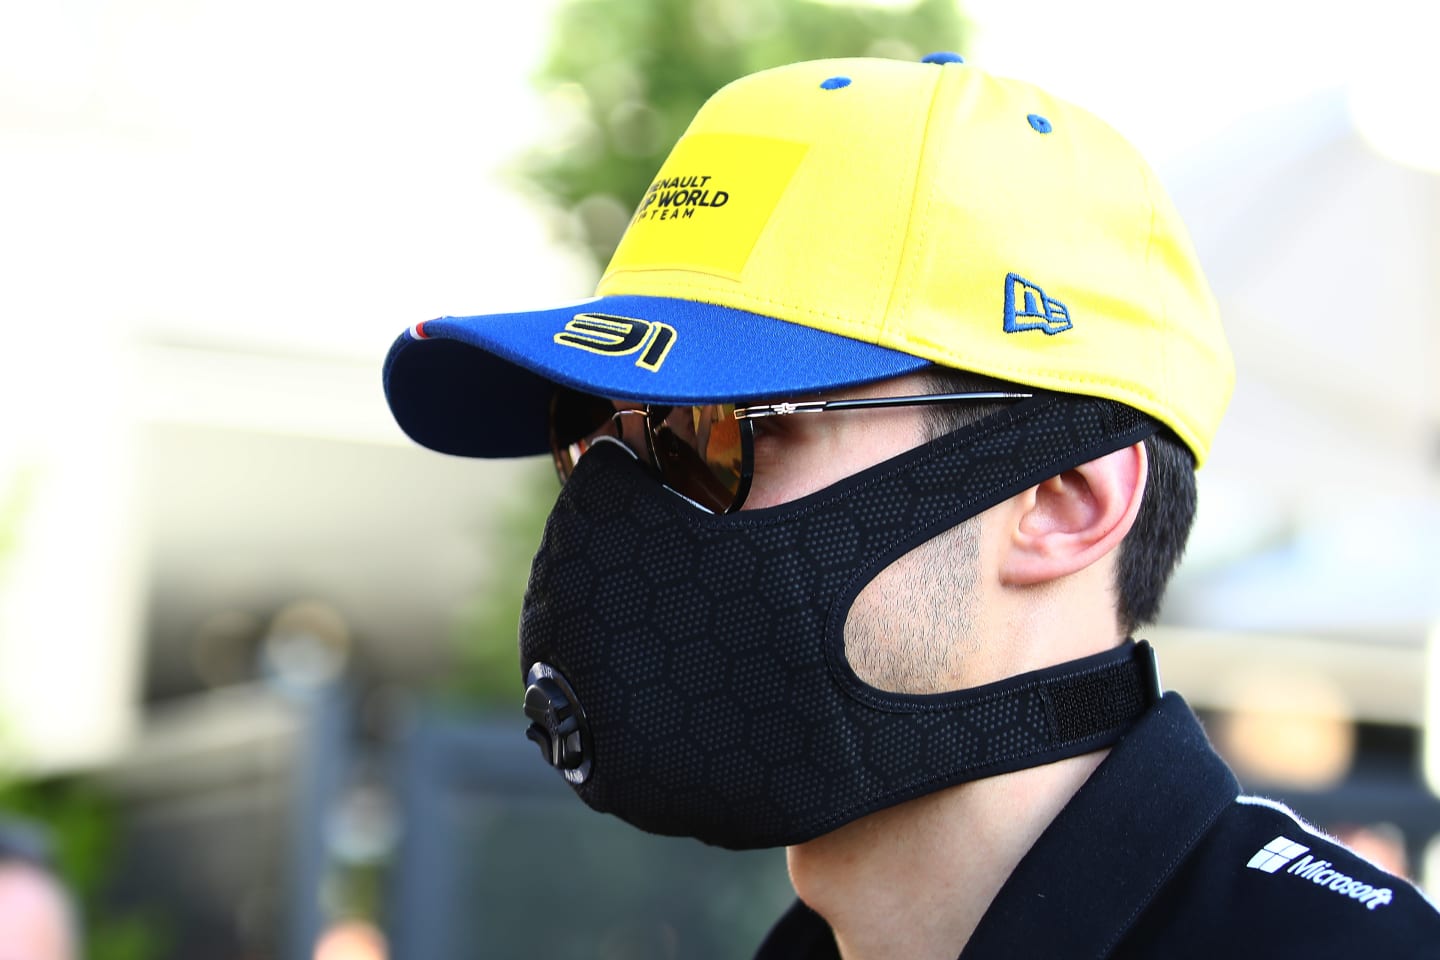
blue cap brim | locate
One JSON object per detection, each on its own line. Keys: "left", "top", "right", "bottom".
{"left": 383, "top": 294, "right": 932, "bottom": 458}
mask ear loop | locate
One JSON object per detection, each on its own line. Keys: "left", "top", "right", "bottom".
{"left": 820, "top": 393, "right": 1159, "bottom": 705}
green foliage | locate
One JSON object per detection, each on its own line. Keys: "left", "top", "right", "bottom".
{"left": 0, "top": 779, "right": 171, "bottom": 960}
{"left": 0, "top": 472, "right": 167, "bottom": 959}
{"left": 446, "top": 461, "right": 557, "bottom": 706}
{"left": 523, "top": 0, "right": 966, "bottom": 268}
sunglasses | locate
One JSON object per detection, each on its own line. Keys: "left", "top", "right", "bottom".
{"left": 549, "top": 387, "right": 1034, "bottom": 514}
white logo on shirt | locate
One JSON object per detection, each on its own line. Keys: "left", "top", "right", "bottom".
{"left": 1246, "top": 835, "right": 1393, "bottom": 910}
{"left": 1246, "top": 835, "right": 1309, "bottom": 873}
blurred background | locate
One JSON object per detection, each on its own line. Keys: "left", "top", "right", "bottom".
{"left": 1, "top": 0, "right": 1437, "bottom": 956}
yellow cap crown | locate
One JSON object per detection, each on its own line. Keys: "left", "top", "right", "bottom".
{"left": 599, "top": 57, "right": 1233, "bottom": 464}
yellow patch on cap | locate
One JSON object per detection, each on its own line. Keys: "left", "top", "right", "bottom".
{"left": 610, "top": 133, "right": 809, "bottom": 281}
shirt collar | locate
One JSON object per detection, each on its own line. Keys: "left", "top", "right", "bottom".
{"left": 754, "top": 693, "right": 1238, "bottom": 960}
{"left": 961, "top": 692, "right": 1238, "bottom": 958}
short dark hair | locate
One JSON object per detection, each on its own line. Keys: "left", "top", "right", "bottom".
{"left": 919, "top": 368, "right": 1197, "bottom": 634}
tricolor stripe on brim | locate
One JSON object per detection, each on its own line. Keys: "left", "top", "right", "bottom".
{"left": 382, "top": 294, "right": 933, "bottom": 458}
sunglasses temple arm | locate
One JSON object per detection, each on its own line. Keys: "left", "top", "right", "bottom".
{"left": 735, "top": 392, "right": 1034, "bottom": 419}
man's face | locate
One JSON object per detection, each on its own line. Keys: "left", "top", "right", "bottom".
{"left": 0, "top": 863, "right": 75, "bottom": 960}
{"left": 613, "top": 372, "right": 991, "bottom": 697}
{"left": 526, "top": 370, "right": 1148, "bottom": 847}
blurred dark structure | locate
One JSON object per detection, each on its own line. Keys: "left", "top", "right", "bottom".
{"left": 1201, "top": 710, "right": 1440, "bottom": 879}
{"left": 387, "top": 713, "right": 793, "bottom": 959}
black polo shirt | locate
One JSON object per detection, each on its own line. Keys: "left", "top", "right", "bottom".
{"left": 754, "top": 693, "right": 1440, "bottom": 958}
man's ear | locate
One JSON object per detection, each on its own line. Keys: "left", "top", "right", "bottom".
{"left": 998, "top": 441, "right": 1147, "bottom": 586}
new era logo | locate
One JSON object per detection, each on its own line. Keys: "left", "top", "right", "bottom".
{"left": 1247, "top": 836, "right": 1310, "bottom": 873}
{"left": 1003, "top": 273, "right": 1072, "bottom": 335}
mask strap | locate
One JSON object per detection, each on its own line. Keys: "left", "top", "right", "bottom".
{"left": 797, "top": 640, "right": 1164, "bottom": 844}
{"left": 828, "top": 392, "right": 1160, "bottom": 709}
{"left": 1040, "top": 638, "right": 1162, "bottom": 746}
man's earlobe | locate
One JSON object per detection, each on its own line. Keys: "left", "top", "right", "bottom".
{"left": 999, "top": 442, "right": 1147, "bottom": 586}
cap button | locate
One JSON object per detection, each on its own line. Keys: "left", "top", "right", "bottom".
{"left": 921, "top": 52, "right": 964, "bottom": 64}
{"left": 1028, "top": 113, "right": 1054, "bottom": 134}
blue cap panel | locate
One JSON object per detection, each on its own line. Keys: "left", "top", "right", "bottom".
{"left": 383, "top": 295, "right": 932, "bottom": 458}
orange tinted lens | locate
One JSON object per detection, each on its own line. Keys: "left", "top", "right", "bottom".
{"left": 651, "top": 404, "right": 743, "bottom": 511}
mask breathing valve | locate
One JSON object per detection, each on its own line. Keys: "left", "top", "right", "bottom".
{"left": 523, "top": 662, "right": 592, "bottom": 784}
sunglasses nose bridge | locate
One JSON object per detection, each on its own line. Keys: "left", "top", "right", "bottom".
{"left": 611, "top": 407, "right": 656, "bottom": 459}
{"left": 550, "top": 397, "right": 654, "bottom": 483}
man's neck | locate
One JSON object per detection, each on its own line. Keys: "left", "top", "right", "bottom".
{"left": 785, "top": 750, "right": 1107, "bottom": 960}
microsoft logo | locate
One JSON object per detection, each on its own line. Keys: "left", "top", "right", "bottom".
{"left": 1247, "top": 836, "right": 1310, "bottom": 873}
{"left": 1245, "top": 835, "right": 1394, "bottom": 910}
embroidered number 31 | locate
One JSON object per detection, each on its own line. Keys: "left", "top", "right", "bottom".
{"left": 554, "top": 313, "right": 677, "bottom": 372}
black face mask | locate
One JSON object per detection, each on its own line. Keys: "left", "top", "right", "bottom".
{"left": 519, "top": 394, "right": 1162, "bottom": 850}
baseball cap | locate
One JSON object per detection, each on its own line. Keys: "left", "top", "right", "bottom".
{"left": 383, "top": 54, "right": 1233, "bottom": 464}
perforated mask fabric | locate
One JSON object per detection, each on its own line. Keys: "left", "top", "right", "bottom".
{"left": 519, "top": 394, "right": 1162, "bottom": 849}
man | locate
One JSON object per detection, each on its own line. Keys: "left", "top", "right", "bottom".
{"left": 383, "top": 54, "right": 1439, "bottom": 957}
{"left": 0, "top": 823, "right": 79, "bottom": 960}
